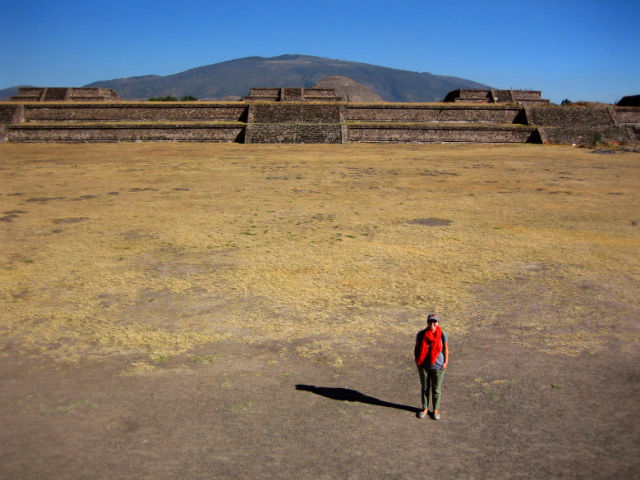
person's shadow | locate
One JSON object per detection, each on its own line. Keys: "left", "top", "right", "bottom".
{"left": 295, "top": 384, "right": 419, "bottom": 414}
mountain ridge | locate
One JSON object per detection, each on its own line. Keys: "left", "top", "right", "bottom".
{"left": 1, "top": 54, "right": 491, "bottom": 102}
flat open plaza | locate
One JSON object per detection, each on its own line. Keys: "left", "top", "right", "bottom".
{"left": 1, "top": 143, "right": 639, "bottom": 478}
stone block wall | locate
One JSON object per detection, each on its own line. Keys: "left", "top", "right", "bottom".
{"left": 348, "top": 124, "right": 538, "bottom": 143}
{"left": 21, "top": 103, "right": 247, "bottom": 122}
{"left": 492, "top": 90, "right": 512, "bottom": 103}
{"left": 513, "top": 90, "right": 543, "bottom": 101}
{"left": 613, "top": 107, "right": 640, "bottom": 125}
{"left": 2, "top": 98, "right": 638, "bottom": 145}
{"left": 245, "top": 88, "right": 340, "bottom": 102}
{"left": 68, "top": 88, "right": 121, "bottom": 101}
{"left": 302, "top": 89, "right": 340, "bottom": 100}
{"left": 525, "top": 106, "right": 634, "bottom": 144}
{"left": 11, "top": 87, "right": 122, "bottom": 102}
{"left": 347, "top": 105, "right": 522, "bottom": 123}
{"left": 0, "top": 104, "right": 22, "bottom": 124}
{"left": 246, "top": 88, "right": 281, "bottom": 101}
{"left": 245, "top": 124, "right": 343, "bottom": 143}
{"left": 444, "top": 89, "right": 549, "bottom": 105}
{"left": 11, "top": 88, "right": 42, "bottom": 101}
{"left": 248, "top": 103, "right": 343, "bottom": 123}
{"left": 5, "top": 123, "right": 244, "bottom": 143}
{"left": 445, "top": 90, "right": 492, "bottom": 102}
{"left": 43, "top": 88, "right": 69, "bottom": 101}
{"left": 282, "top": 88, "right": 303, "bottom": 101}
{"left": 538, "top": 126, "right": 633, "bottom": 145}
{"left": 526, "top": 106, "right": 614, "bottom": 127}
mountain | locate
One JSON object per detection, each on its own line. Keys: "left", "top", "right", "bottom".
{"left": 84, "top": 54, "right": 488, "bottom": 102}
{"left": 0, "top": 55, "right": 491, "bottom": 102}
{"left": 312, "top": 76, "right": 384, "bottom": 102}
{"left": 0, "top": 86, "right": 21, "bottom": 100}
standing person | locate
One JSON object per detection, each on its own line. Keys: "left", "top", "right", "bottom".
{"left": 414, "top": 313, "right": 449, "bottom": 420}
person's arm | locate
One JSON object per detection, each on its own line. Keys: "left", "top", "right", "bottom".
{"left": 442, "top": 341, "right": 449, "bottom": 369}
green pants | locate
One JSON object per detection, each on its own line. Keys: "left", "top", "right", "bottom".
{"left": 418, "top": 366, "right": 445, "bottom": 410}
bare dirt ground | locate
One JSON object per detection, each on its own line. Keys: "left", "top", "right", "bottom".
{"left": 1, "top": 143, "right": 639, "bottom": 479}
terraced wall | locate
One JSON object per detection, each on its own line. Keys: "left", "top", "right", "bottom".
{"left": 526, "top": 106, "right": 614, "bottom": 127}
{"left": 2, "top": 101, "right": 639, "bottom": 144}
{"left": 247, "top": 103, "right": 343, "bottom": 123}
{"left": 538, "top": 126, "right": 635, "bottom": 145}
{"left": 5, "top": 123, "right": 244, "bottom": 143}
{"left": 0, "top": 104, "right": 21, "bottom": 124}
{"left": 245, "top": 124, "right": 343, "bottom": 144}
{"left": 348, "top": 124, "right": 539, "bottom": 143}
{"left": 21, "top": 103, "right": 246, "bottom": 122}
{"left": 346, "top": 105, "right": 522, "bottom": 123}
{"left": 613, "top": 107, "right": 640, "bottom": 125}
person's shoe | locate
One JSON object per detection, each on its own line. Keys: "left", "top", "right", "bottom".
{"left": 418, "top": 409, "right": 427, "bottom": 419}
{"left": 433, "top": 411, "right": 440, "bottom": 420}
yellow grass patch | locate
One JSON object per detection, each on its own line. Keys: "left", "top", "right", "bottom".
{"left": 1, "top": 143, "right": 638, "bottom": 362}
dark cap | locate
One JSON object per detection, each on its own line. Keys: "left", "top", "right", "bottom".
{"left": 427, "top": 313, "right": 440, "bottom": 323}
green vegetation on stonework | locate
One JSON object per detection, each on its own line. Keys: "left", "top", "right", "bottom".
{"left": 149, "top": 96, "right": 178, "bottom": 101}
{"left": 148, "top": 96, "right": 198, "bottom": 101}
{"left": 588, "top": 130, "right": 602, "bottom": 146}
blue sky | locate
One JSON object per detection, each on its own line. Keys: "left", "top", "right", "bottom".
{"left": 1, "top": 0, "right": 638, "bottom": 103}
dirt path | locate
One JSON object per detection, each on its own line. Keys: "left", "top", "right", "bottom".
{"left": 2, "top": 322, "right": 638, "bottom": 479}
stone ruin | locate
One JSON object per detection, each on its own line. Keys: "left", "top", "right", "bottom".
{"left": 444, "top": 89, "right": 549, "bottom": 105}
{"left": 244, "top": 78, "right": 384, "bottom": 103}
{"left": 10, "top": 87, "right": 122, "bottom": 102}
{"left": 244, "top": 87, "right": 341, "bottom": 102}
{"left": 1, "top": 85, "right": 638, "bottom": 145}
{"left": 311, "top": 77, "right": 385, "bottom": 103}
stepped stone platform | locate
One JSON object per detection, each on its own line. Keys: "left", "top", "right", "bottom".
{"left": 10, "top": 87, "right": 122, "bottom": 102}
{"left": 346, "top": 104, "right": 525, "bottom": 123}
{"left": 4, "top": 122, "right": 245, "bottom": 143}
{"left": 244, "top": 87, "right": 340, "bottom": 102}
{"left": 1, "top": 88, "right": 639, "bottom": 144}
{"left": 347, "top": 123, "right": 539, "bottom": 143}
{"left": 444, "top": 89, "right": 549, "bottom": 105}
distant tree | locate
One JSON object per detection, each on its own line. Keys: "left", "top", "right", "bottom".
{"left": 148, "top": 96, "right": 178, "bottom": 101}
{"left": 181, "top": 95, "right": 198, "bottom": 101}
{"left": 561, "top": 98, "right": 572, "bottom": 106}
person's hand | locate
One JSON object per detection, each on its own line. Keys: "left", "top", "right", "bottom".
{"left": 443, "top": 361, "right": 448, "bottom": 369}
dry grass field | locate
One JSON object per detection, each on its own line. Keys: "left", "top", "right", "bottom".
{"left": 1, "top": 143, "right": 639, "bottom": 479}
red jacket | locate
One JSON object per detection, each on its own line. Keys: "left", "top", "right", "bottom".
{"left": 415, "top": 326, "right": 443, "bottom": 367}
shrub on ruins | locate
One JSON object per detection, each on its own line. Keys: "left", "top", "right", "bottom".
{"left": 587, "top": 130, "right": 602, "bottom": 146}
{"left": 148, "top": 96, "right": 178, "bottom": 101}
{"left": 561, "top": 99, "right": 572, "bottom": 106}
{"left": 181, "top": 96, "right": 198, "bottom": 101}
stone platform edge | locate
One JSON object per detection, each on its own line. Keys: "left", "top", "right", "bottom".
{"left": 1, "top": 101, "right": 639, "bottom": 144}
